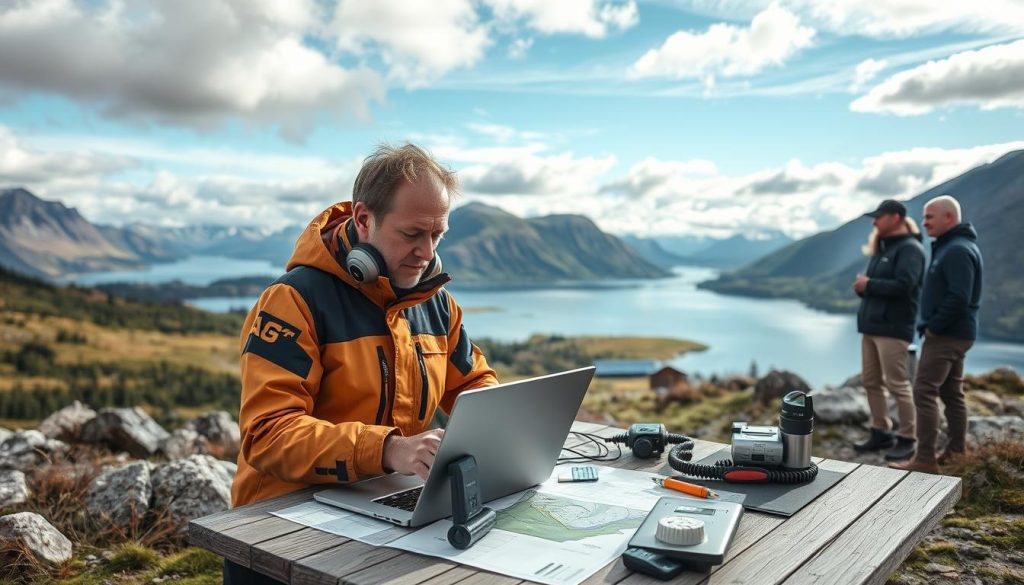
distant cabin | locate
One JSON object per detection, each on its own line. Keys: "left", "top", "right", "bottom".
{"left": 649, "top": 366, "right": 688, "bottom": 392}
{"left": 593, "top": 359, "right": 661, "bottom": 378}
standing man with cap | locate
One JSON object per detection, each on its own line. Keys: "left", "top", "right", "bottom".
{"left": 852, "top": 199, "right": 925, "bottom": 461}
{"left": 890, "top": 195, "right": 982, "bottom": 474}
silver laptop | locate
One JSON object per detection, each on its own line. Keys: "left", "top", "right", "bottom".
{"left": 313, "top": 366, "right": 595, "bottom": 527}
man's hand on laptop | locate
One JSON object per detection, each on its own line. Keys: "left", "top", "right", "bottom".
{"left": 382, "top": 429, "right": 445, "bottom": 480}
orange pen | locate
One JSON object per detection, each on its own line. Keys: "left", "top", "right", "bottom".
{"left": 651, "top": 477, "right": 719, "bottom": 499}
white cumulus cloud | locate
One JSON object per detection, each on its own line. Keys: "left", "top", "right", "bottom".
{"left": 330, "top": 0, "right": 492, "bottom": 87}
{"left": 485, "top": 0, "right": 638, "bottom": 38}
{"left": 0, "top": 0, "right": 385, "bottom": 141}
{"left": 851, "top": 39, "right": 1024, "bottom": 115}
{"left": 628, "top": 4, "right": 815, "bottom": 82}
{"left": 668, "top": 1, "right": 1024, "bottom": 38}
{"left": 851, "top": 58, "right": 888, "bottom": 91}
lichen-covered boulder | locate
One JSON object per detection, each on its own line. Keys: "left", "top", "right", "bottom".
{"left": 185, "top": 411, "right": 240, "bottom": 459}
{"left": 968, "top": 416, "right": 1024, "bottom": 446}
{"left": 160, "top": 428, "right": 210, "bottom": 460}
{"left": 0, "top": 430, "right": 68, "bottom": 472}
{"left": 0, "top": 512, "right": 72, "bottom": 566}
{"left": 80, "top": 407, "right": 170, "bottom": 458}
{"left": 38, "top": 401, "right": 96, "bottom": 442}
{"left": 810, "top": 386, "right": 870, "bottom": 424}
{"left": 754, "top": 370, "right": 812, "bottom": 405}
{"left": 0, "top": 470, "right": 29, "bottom": 507}
{"left": 151, "top": 455, "right": 231, "bottom": 529}
{"left": 86, "top": 461, "right": 152, "bottom": 527}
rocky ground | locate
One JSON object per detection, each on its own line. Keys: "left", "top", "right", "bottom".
{"left": 0, "top": 404, "right": 237, "bottom": 583}
{"left": 2, "top": 368, "right": 1022, "bottom": 584}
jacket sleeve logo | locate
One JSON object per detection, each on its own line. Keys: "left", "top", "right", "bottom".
{"left": 251, "top": 314, "right": 298, "bottom": 343}
{"left": 243, "top": 311, "right": 312, "bottom": 378}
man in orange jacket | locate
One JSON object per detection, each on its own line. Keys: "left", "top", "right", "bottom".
{"left": 226, "top": 143, "right": 498, "bottom": 584}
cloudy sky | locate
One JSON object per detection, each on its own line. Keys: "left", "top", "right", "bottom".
{"left": 1, "top": 0, "right": 1023, "bottom": 239}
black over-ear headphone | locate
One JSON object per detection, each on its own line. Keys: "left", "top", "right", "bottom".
{"left": 343, "top": 221, "right": 443, "bottom": 284}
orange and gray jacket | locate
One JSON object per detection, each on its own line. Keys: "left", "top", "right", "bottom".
{"left": 232, "top": 201, "right": 498, "bottom": 506}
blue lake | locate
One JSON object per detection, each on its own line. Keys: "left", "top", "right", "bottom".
{"left": 74, "top": 257, "right": 1024, "bottom": 388}
{"left": 69, "top": 255, "right": 282, "bottom": 286}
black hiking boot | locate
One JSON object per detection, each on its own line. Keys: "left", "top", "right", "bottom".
{"left": 853, "top": 428, "right": 895, "bottom": 452}
{"left": 884, "top": 436, "right": 916, "bottom": 461}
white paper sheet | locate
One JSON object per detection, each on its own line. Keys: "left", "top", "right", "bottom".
{"left": 272, "top": 465, "right": 701, "bottom": 584}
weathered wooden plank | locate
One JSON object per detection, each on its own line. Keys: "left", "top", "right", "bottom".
{"left": 343, "top": 553, "right": 458, "bottom": 585}
{"left": 189, "top": 521, "right": 243, "bottom": 566}
{"left": 571, "top": 421, "right": 613, "bottom": 435}
{"left": 782, "top": 473, "right": 962, "bottom": 585}
{"left": 453, "top": 571, "right": 522, "bottom": 585}
{"left": 191, "top": 486, "right": 319, "bottom": 533}
{"left": 190, "top": 509, "right": 310, "bottom": 567}
{"left": 414, "top": 566, "right": 479, "bottom": 585}
{"left": 252, "top": 527, "right": 351, "bottom": 583}
{"left": 578, "top": 554, "right": 633, "bottom": 585}
{"left": 292, "top": 540, "right": 403, "bottom": 585}
{"left": 703, "top": 463, "right": 907, "bottom": 585}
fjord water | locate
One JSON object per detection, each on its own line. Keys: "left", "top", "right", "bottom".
{"left": 69, "top": 255, "right": 282, "bottom": 286}
{"left": 79, "top": 258, "right": 1024, "bottom": 388}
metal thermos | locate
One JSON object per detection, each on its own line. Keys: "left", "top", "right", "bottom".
{"left": 779, "top": 391, "right": 814, "bottom": 469}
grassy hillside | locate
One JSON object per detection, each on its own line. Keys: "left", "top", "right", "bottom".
{"left": 0, "top": 267, "right": 244, "bottom": 427}
{"left": 0, "top": 267, "right": 244, "bottom": 336}
{"left": 440, "top": 202, "right": 669, "bottom": 282}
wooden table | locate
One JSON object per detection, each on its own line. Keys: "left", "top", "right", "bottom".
{"left": 190, "top": 421, "right": 961, "bottom": 585}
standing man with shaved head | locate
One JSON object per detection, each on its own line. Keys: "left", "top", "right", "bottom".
{"left": 890, "top": 195, "right": 983, "bottom": 474}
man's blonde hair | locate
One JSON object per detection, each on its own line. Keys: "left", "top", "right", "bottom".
{"left": 352, "top": 143, "right": 458, "bottom": 220}
{"left": 862, "top": 217, "right": 921, "bottom": 256}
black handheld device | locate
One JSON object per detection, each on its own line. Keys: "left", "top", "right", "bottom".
{"left": 606, "top": 423, "right": 689, "bottom": 459}
{"left": 446, "top": 455, "right": 496, "bottom": 549}
{"left": 621, "top": 547, "right": 686, "bottom": 580}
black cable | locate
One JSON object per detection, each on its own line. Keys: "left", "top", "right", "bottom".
{"left": 557, "top": 431, "right": 622, "bottom": 464}
{"left": 667, "top": 441, "right": 818, "bottom": 484}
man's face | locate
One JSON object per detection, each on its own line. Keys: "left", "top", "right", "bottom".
{"left": 354, "top": 178, "right": 450, "bottom": 289}
{"left": 872, "top": 213, "right": 902, "bottom": 237}
{"left": 922, "top": 203, "right": 955, "bottom": 238}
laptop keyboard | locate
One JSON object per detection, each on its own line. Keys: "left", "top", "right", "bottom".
{"left": 373, "top": 486, "right": 424, "bottom": 511}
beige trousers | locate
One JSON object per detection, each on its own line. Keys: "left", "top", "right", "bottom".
{"left": 861, "top": 334, "right": 916, "bottom": 438}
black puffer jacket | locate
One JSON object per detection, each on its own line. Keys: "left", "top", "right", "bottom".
{"left": 856, "top": 233, "right": 926, "bottom": 342}
{"left": 918, "top": 223, "right": 983, "bottom": 341}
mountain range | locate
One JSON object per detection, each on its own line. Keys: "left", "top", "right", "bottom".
{"left": 0, "top": 189, "right": 668, "bottom": 283}
{"left": 703, "top": 149, "right": 1024, "bottom": 341}
{"left": 440, "top": 203, "right": 667, "bottom": 281}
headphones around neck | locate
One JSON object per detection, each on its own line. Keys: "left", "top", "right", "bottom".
{"left": 343, "top": 221, "right": 443, "bottom": 284}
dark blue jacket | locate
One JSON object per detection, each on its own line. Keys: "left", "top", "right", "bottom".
{"left": 917, "top": 223, "right": 983, "bottom": 341}
{"left": 857, "top": 233, "right": 925, "bottom": 342}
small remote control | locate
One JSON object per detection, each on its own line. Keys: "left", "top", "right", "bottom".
{"left": 621, "top": 547, "right": 686, "bottom": 580}
{"left": 558, "top": 465, "right": 599, "bottom": 482}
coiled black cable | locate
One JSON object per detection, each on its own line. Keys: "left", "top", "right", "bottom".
{"left": 667, "top": 439, "right": 819, "bottom": 484}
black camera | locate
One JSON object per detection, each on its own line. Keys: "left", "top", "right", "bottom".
{"left": 606, "top": 423, "right": 687, "bottom": 459}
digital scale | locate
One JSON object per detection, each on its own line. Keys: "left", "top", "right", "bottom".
{"left": 624, "top": 496, "right": 744, "bottom": 579}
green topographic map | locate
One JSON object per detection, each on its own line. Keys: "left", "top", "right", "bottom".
{"left": 495, "top": 489, "right": 647, "bottom": 542}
